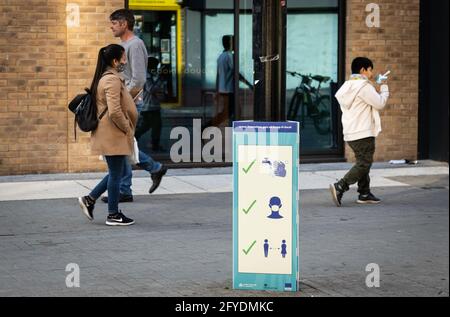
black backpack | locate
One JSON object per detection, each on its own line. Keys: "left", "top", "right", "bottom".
{"left": 68, "top": 88, "right": 108, "bottom": 139}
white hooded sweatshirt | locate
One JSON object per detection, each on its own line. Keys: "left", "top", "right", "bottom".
{"left": 335, "top": 75, "right": 389, "bottom": 142}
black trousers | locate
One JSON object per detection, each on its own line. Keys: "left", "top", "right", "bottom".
{"left": 135, "top": 109, "right": 162, "bottom": 149}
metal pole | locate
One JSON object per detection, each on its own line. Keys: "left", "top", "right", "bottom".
{"left": 252, "top": 0, "right": 287, "bottom": 121}
{"left": 252, "top": 0, "right": 265, "bottom": 121}
{"left": 272, "top": 0, "right": 287, "bottom": 121}
{"left": 234, "top": 0, "right": 240, "bottom": 121}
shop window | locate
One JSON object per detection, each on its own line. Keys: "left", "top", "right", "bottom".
{"left": 134, "top": 10, "right": 179, "bottom": 104}
{"left": 285, "top": 0, "right": 340, "bottom": 154}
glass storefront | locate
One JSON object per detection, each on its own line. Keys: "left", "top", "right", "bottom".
{"left": 286, "top": 0, "right": 340, "bottom": 154}
{"left": 127, "top": 0, "right": 343, "bottom": 165}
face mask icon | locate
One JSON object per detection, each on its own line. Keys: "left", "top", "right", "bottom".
{"left": 268, "top": 196, "right": 283, "bottom": 219}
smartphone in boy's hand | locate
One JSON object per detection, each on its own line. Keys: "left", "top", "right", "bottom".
{"left": 376, "top": 70, "right": 390, "bottom": 84}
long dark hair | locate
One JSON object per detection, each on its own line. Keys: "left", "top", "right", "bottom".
{"left": 89, "top": 44, "right": 124, "bottom": 108}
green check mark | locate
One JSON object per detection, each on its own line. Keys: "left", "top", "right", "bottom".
{"left": 242, "top": 240, "right": 257, "bottom": 255}
{"left": 242, "top": 200, "right": 257, "bottom": 215}
{"left": 242, "top": 159, "right": 256, "bottom": 174}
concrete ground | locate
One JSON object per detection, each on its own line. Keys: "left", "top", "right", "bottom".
{"left": 0, "top": 162, "right": 448, "bottom": 297}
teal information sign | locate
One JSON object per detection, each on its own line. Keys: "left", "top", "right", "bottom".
{"left": 233, "top": 121, "right": 300, "bottom": 292}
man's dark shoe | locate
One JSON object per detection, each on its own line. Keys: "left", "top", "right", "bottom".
{"left": 105, "top": 211, "right": 135, "bottom": 226}
{"left": 329, "top": 183, "right": 344, "bottom": 207}
{"left": 101, "top": 194, "right": 133, "bottom": 204}
{"left": 78, "top": 196, "right": 95, "bottom": 221}
{"left": 149, "top": 165, "right": 168, "bottom": 194}
{"left": 357, "top": 192, "right": 381, "bottom": 204}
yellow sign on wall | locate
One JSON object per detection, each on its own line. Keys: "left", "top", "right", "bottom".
{"left": 129, "top": 0, "right": 181, "bottom": 9}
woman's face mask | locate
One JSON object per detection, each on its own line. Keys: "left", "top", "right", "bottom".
{"left": 114, "top": 54, "right": 127, "bottom": 73}
{"left": 116, "top": 62, "right": 126, "bottom": 73}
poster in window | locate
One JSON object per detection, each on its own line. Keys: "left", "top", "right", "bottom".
{"left": 134, "top": 15, "right": 143, "bottom": 37}
{"left": 161, "top": 53, "right": 170, "bottom": 64}
{"left": 161, "top": 39, "right": 170, "bottom": 53}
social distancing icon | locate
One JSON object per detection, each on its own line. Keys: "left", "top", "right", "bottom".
{"left": 263, "top": 239, "right": 288, "bottom": 258}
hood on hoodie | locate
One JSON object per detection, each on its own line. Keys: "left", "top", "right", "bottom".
{"left": 334, "top": 79, "right": 368, "bottom": 110}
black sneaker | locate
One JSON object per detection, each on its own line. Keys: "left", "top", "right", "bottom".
{"left": 101, "top": 193, "right": 134, "bottom": 204}
{"left": 329, "top": 183, "right": 344, "bottom": 207}
{"left": 357, "top": 192, "right": 381, "bottom": 204}
{"left": 149, "top": 165, "right": 168, "bottom": 194}
{"left": 105, "top": 211, "right": 135, "bottom": 226}
{"left": 78, "top": 196, "right": 95, "bottom": 221}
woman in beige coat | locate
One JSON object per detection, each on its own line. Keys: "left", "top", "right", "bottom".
{"left": 78, "top": 44, "right": 138, "bottom": 226}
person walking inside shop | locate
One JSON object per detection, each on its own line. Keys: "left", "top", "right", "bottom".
{"left": 330, "top": 57, "right": 390, "bottom": 207}
{"left": 103, "top": 8, "right": 167, "bottom": 204}
{"left": 134, "top": 57, "right": 164, "bottom": 152}
{"left": 78, "top": 44, "right": 137, "bottom": 226}
{"left": 212, "top": 35, "right": 252, "bottom": 127}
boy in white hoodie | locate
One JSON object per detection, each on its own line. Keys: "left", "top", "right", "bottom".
{"left": 330, "top": 57, "right": 389, "bottom": 207}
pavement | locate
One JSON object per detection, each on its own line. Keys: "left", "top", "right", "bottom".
{"left": 0, "top": 160, "right": 448, "bottom": 297}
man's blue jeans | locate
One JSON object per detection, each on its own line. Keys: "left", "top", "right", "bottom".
{"left": 89, "top": 155, "right": 125, "bottom": 215}
{"left": 120, "top": 102, "right": 162, "bottom": 196}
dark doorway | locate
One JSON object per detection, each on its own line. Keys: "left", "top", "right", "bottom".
{"left": 419, "top": 0, "right": 449, "bottom": 162}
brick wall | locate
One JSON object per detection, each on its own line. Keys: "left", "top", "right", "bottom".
{"left": 344, "top": 0, "right": 420, "bottom": 162}
{"left": 0, "top": 0, "right": 69, "bottom": 175}
{"left": 0, "top": 0, "right": 123, "bottom": 176}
